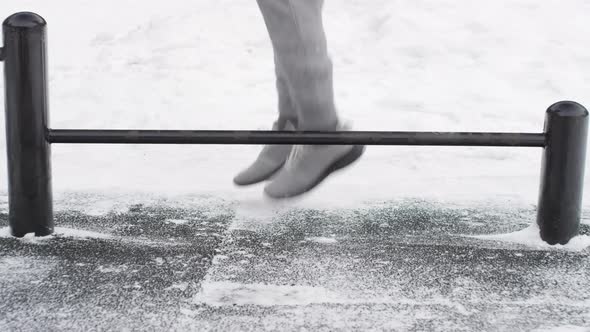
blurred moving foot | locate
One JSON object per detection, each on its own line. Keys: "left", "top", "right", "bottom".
{"left": 233, "top": 120, "right": 296, "bottom": 186}
{"left": 264, "top": 122, "right": 365, "bottom": 199}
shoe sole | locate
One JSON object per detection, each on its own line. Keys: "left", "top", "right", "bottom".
{"left": 265, "top": 145, "right": 366, "bottom": 199}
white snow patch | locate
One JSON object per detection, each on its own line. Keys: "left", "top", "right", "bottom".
{"left": 55, "top": 227, "right": 112, "bottom": 239}
{"left": 195, "top": 282, "right": 346, "bottom": 306}
{"left": 231, "top": 199, "right": 284, "bottom": 230}
{"left": 0, "top": 227, "right": 11, "bottom": 237}
{"left": 53, "top": 227, "right": 112, "bottom": 239}
{"left": 195, "top": 281, "right": 478, "bottom": 314}
{"left": 468, "top": 224, "right": 590, "bottom": 252}
{"left": 211, "top": 255, "right": 229, "bottom": 265}
{"left": 0, "top": 0, "right": 589, "bottom": 211}
{"left": 533, "top": 326, "right": 590, "bottom": 332}
{"left": 166, "top": 219, "right": 189, "bottom": 225}
{"left": 0, "top": 227, "right": 111, "bottom": 242}
{"left": 0, "top": 256, "right": 57, "bottom": 283}
{"left": 97, "top": 265, "right": 129, "bottom": 273}
{"left": 0, "top": 197, "right": 7, "bottom": 213}
{"left": 52, "top": 193, "right": 233, "bottom": 221}
{"left": 82, "top": 199, "right": 129, "bottom": 216}
{"left": 166, "top": 282, "right": 189, "bottom": 291}
{"left": 305, "top": 237, "right": 339, "bottom": 244}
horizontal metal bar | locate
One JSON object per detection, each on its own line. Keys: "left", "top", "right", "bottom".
{"left": 47, "top": 129, "right": 546, "bottom": 147}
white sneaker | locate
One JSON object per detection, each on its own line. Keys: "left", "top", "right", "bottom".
{"left": 264, "top": 122, "right": 365, "bottom": 199}
{"left": 233, "top": 120, "right": 296, "bottom": 186}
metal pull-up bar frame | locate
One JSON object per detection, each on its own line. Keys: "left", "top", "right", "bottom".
{"left": 2, "top": 12, "right": 588, "bottom": 245}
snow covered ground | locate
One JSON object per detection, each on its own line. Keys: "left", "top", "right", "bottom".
{"left": 1, "top": 0, "right": 590, "bottom": 331}
{"left": 1, "top": 0, "right": 589, "bottom": 206}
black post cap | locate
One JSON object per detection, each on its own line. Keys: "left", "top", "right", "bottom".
{"left": 3, "top": 12, "right": 46, "bottom": 30}
{"left": 547, "top": 101, "right": 589, "bottom": 118}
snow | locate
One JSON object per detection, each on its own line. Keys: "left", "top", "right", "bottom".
{"left": 534, "top": 326, "right": 590, "bottom": 332}
{"left": 165, "top": 219, "right": 189, "bottom": 225}
{"left": 195, "top": 281, "right": 346, "bottom": 306}
{"left": 0, "top": 256, "right": 57, "bottom": 283}
{"left": 1, "top": 1, "right": 590, "bottom": 329}
{"left": 195, "top": 281, "right": 477, "bottom": 311}
{"left": 0, "top": 0, "right": 589, "bottom": 212}
{"left": 97, "top": 265, "right": 129, "bottom": 273}
{"left": 0, "top": 227, "right": 112, "bottom": 242}
{"left": 469, "top": 224, "right": 590, "bottom": 252}
{"left": 52, "top": 227, "right": 112, "bottom": 239}
{"left": 305, "top": 236, "right": 339, "bottom": 244}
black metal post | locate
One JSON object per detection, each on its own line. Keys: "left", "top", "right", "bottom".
{"left": 537, "top": 101, "right": 588, "bottom": 245}
{"left": 2, "top": 12, "right": 53, "bottom": 237}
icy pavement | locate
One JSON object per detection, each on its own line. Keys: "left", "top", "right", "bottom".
{"left": 1, "top": 198, "right": 589, "bottom": 331}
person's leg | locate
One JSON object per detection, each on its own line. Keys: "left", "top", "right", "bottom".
{"left": 233, "top": 66, "right": 295, "bottom": 186}
{"left": 232, "top": 50, "right": 297, "bottom": 186}
{"left": 255, "top": 0, "right": 364, "bottom": 198}
{"left": 235, "top": 0, "right": 318, "bottom": 186}
{"left": 274, "top": 52, "right": 299, "bottom": 128}
{"left": 257, "top": 0, "right": 338, "bottom": 130}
